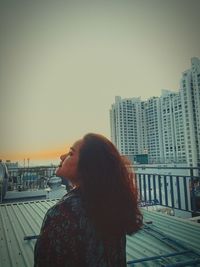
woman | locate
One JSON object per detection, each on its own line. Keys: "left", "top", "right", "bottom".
{"left": 34, "top": 133, "right": 142, "bottom": 267}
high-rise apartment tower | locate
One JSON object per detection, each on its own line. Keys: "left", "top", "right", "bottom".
{"left": 110, "top": 57, "right": 200, "bottom": 166}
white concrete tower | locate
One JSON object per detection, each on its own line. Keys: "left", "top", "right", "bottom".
{"left": 160, "top": 90, "right": 186, "bottom": 164}
{"left": 180, "top": 57, "right": 200, "bottom": 167}
{"left": 110, "top": 96, "right": 146, "bottom": 161}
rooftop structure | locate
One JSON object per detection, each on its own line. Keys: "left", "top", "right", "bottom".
{"left": 0, "top": 200, "right": 200, "bottom": 267}
{"left": 0, "top": 164, "right": 200, "bottom": 266}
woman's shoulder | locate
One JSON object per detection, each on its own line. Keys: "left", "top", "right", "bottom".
{"left": 46, "top": 187, "right": 83, "bottom": 218}
{"left": 62, "top": 187, "right": 81, "bottom": 202}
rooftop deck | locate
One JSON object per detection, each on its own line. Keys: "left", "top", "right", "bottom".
{"left": 0, "top": 165, "right": 200, "bottom": 266}
{"left": 0, "top": 199, "right": 200, "bottom": 267}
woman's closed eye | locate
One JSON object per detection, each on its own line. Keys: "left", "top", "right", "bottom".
{"left": 69, "top": 151, "right": 73, "bottom": 156}
{"left": 65, "top": 151, "right": 73, "bottom": 159}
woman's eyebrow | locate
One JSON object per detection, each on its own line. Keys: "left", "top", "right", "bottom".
{"left": 70, "top": 147, "right": 75, "bottom": 151}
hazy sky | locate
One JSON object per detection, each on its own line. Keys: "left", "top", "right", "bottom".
{"left": 0, "top": 0, "right": 200, "bottom": 164}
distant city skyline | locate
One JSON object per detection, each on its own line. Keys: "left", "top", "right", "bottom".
{"left": 110, "top": 57, "right": 200, "bottom": 167}
{"left": 0, "top": 0, "right": 200, "bottom": 164}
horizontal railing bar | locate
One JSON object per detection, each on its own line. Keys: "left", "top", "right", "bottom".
{"left": 127, "top": 250, "right": 192, "bottom": 264}
{"left": 133, "top": 165, "right": 200, "bottom": 170}
{"left": 134, "top": 173, "right": 199, "bottom": 179}
{"left": 165, "top": 258, "right": 200, "bottom": 267}
{"left": 24, "top": 235, "right": 39, "bottom": 240}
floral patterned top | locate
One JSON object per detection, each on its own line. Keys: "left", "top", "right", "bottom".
{"left": 34, "top": 188, "right": 127, "bottom": 267}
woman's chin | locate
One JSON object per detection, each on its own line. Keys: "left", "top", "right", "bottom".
{"left": 55, "top": 168, "right": 61, "bottom": 177}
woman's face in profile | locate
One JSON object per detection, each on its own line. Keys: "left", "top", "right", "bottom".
{"left": 56, "top": 139, "right": 82, "bottom": 184}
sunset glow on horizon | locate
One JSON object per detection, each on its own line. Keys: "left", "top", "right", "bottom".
{"left": 1, "top": 144, "right": 71, "bottom": 164}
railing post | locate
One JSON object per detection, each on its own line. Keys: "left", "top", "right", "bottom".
{"left": 138, "top": 174, "right": 142, "bottom": 202}
{"left": 164, "top": 175, "right": 168, "bottom": 206}
{"left": 158, "top": 175, "right": 162, "bottom": 206}
{"left": 0, "top": 182, "right": 3, "bottom": 203}
{"left": 183, "top": 176, "right": 188, "bottom": 211}
{"left": 176, "top": 176, "right": 181, "bottom": 210}
{"left": 148, "top": 174, "right": 151, "bottom": 202}
{"left": 170, "top": 175, "right": 174, "bottom": 208}
{"left": 143, "top": 174, "right": 147, "bottom": 202}
{"left": 153, "top": 175, "right": 157, "bottom": 203}
{"left": 190, "top": 168, "right": 196, "bottom": 213}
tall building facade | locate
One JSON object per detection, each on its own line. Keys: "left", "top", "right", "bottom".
{"left": 110, "top": 57, "right": 200, "bottom": 166}
{"left": 180, "top": 57, "right": 200, "bottom": 167}
{"left": 110, "top": 96, "right": 144, "bottom": 159}
{"left": 160, "top": 90, "right": 186, "bottom": 164}
{"left": 145, "top": 96, "right": 163, "bottom": 163}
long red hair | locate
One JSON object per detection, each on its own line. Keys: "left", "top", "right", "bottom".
{"left": 78, "top": 133, "right": 142, "bottom": 238}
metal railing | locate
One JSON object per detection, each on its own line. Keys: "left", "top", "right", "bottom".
{"left": 7, "top": 166, "right": 57, "bottom": 191}
{"left": 6, "top": 165, "right": 200, "bottom": 214}
{"left": 134, "top": 166, "right": 200, "bottom": 214}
